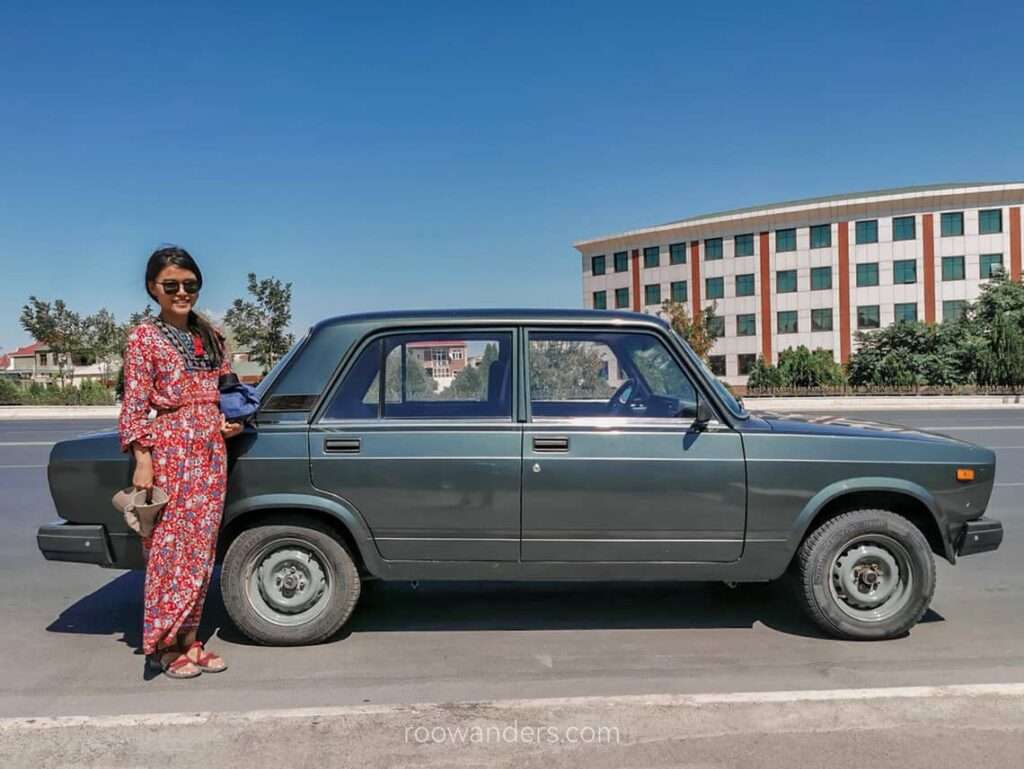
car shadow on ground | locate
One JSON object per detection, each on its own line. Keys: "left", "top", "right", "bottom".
{"left": 45, "top": 568, "right": 945, "bottom": 656}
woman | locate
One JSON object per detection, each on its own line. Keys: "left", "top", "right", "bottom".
{"left": 118, "top": 246, "right": 244, "bottom": 679}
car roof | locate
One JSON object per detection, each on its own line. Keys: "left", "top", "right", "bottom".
{"left": 310, "top": 308, "right": 671, "bottom": 333}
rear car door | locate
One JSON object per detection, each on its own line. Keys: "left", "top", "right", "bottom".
{"left": 309, "top": 327, "right": 522, "bottom": 561}
{"left": 521, "top": 327, "right": 746, "bottom": 562}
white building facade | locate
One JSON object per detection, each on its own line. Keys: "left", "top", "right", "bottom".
{"left": 574, "top": 182, "right": 1024, "bottom": 384}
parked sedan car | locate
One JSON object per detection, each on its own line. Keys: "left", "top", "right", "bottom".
{"left": 39, "top": 309, "right": 1003, "bottom": 643}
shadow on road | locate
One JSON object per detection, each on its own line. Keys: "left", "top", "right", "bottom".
{"left": 45, "top": 569, "right": 945, "bottom": 652}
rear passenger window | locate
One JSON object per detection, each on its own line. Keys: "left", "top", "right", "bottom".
{"left": 324, "top": 331, "right": 513, "bottom": 420}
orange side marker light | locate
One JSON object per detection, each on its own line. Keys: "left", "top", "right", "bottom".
{"left": 956, "top": 468, "right": 975, "bottom": 482}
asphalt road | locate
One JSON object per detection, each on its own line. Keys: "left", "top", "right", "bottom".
{"left": 2, "top": 411, "right": 1022, "bottom": 721}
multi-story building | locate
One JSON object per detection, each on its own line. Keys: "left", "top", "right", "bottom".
{"left": 574, "top": 182, "right": 1024, "bottom": 384}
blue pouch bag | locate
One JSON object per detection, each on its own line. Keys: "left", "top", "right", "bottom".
{"left": 218, "top": 372, "right": 261, "bottom": 423}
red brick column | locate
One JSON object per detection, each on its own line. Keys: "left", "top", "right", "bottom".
{"left": 1011, "top": 207, "right": 1022, "bottom": 282}
{"left": 758, "top": 231, "right": 772, "bottom": 363}
{"left": 630, "top": 249, "right": 641, "bottom": 311}
{"left": 922, "top": 214, "right": 936, "bottom": 324}
{"left": 838, "top": 221, "right": 851, "bottom": 363}
{"left": 690, "top": 241, "right": 701, "bottom": 318}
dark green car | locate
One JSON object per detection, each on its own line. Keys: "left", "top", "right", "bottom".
{"left": 38, "top": 309, "right": 1003, "bottom": 643}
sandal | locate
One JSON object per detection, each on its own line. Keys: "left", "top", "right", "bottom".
{"left": 147, "top": 649, "right": 202, "bottom": 679}
{"left": 185, "top": 640, "right": 228, "bottom": 673}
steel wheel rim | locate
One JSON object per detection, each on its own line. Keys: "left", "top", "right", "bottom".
{"left": 245, "top": 537, "right": 334, "bottom": 627}
{"left": 828, "top": 533, "right": 914, "bottom": 623}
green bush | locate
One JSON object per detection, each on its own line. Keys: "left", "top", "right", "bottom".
{"left": 0, "top": 379, "right": 21, "bottom": 405}
{"left": 3, "top": 378, "right": 116, "bottom": 406}
{"left": 746, "top": 347, "right": 845, "bottom": 390}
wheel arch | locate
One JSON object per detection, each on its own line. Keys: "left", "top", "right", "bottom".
{"left": 788, "top": 479, "right": 954, "bottom": 566}
{"left": 217, "top": 493, "right": 385, "bottom": 577}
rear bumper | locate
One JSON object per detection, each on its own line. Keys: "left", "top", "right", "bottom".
{"left": 956, "top": 517, "right": 1004, "bottom": 557}
{"left": 37, "top": 521, "right": 113, "bottom": 566}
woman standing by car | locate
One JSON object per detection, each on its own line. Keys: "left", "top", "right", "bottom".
{"left": 118, "top": 246, "right": 244, "bottom": 679}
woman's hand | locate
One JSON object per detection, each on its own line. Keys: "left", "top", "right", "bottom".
{"left": 132, "top": 452, "right": 154, "bottom": 493}
{"left": 220, "top": 414, "right": 244, "bottom": 440}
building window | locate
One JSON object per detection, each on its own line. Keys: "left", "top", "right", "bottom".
{"left": 735, "top": 273, "right": 755, "bottom": 296}
{"left": 613, "top": 251, "right": 628, "bottom": 273}
{"left": 39, "top": 353, "right": 48, "bottom": 366}
{"left": 707, "top": 315, "right": 725, "bottom": 337}
{"left": 705, "top": 276, "right": 724, "bottom": 299}
{"left": 893, "top": 216, "right": 916, "bottom": 241}
{"left": 979, "top": 209, "right": 1003, "bottom": 234}
{"left": 614, "top": 287, "right": 630, "bottom": 308}
{"left": 644, "top": 283, "right": 661, "bottom": 305}
{"left": 942, "top": 255, "right": 965, "bottom": 281}
{"left": 669, "top": 242, "right": 687, "bottom": 265}
{"left": 857, "top": 305, "right": 880, "bottom": 329}
{"left": 855, "top": 220, "right": 878, "bottom": 244}
{"left": 592, "top": 291, "right": 607, "bottom": 310}
{"left": 811, "top": 308, "right": 833, "bottom": 332}
{"left": 980, "top": 253, "right": 1004, "bottom": 278}
{"left": 856, "top": 262, "right": 879, "bottom": 287}
{"left": 704, "top": 238, "right": 723, "bottom": 260}
{"left": 708, "top": 355, "right": 726, "bottom": 376}
{"left": 943, "top": 300, "right": 966, "bottom": 322}
{"left": 643, "top": 246, "right": 660, "bottom": 269}
{"left": 734, "top": 233, "right": 754, "bottom": 257}
{"left": 941, "top": 212, "right": 964, "bottom": 237}
{"left": 893, "top": 259, "right": 917, "bottom": 284}
{"left": 736, "top": 313, "right": 756, "bottom": 336}
{"left": 810, "top": 266, "right": 832, "bottom": 290}
{"left": 777, "top": 310, "right": 798, "bottom": 334}
{"left": 776, "top": 228, "right": 797, "bottom": 252}
{"left": 894, "top": 302, "right": 918, "bottom": 323}
{"left": 591, "top": 255, "right": 606, "bottom": 276}
{"left": 776, "top": 269, "right": 798, "bottom": 293}
{"left": 670, "top": 280, "right": 688, "bottom": 303}
{"left": 810, "top": 224, "right": 832, "bottom": 249}
{"left": 738, "top": 353, "right": 757, "bottom": 376}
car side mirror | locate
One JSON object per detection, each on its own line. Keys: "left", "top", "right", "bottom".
{"left": 692, "top": 399, "right": 714, "bottom": 431}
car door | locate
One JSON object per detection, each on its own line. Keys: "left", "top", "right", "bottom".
{"left": 521, "top": 327, "right": 746, "bottom": 562}
{"left": 309, "top": 327, "right": 522, "bottom": 561}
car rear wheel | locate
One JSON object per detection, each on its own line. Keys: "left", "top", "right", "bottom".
{"left": 796, "top": 509, "right": 935, "bottom": 640}
{"left": 221, "top": 516, "right": 361, "bottom": 645}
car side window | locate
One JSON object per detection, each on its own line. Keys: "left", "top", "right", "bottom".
{"left": 324, "top": 331, "right": 513, "bottom": 420}
{"left": 528, "top": 330, "right": 698, "bottom": 420}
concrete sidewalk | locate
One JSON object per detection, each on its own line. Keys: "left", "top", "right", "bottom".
{"left": 2, "top": 683, "right": 1022, "bottom": 769}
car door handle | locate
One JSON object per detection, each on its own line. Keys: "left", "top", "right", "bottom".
{"left": 533, "top": 436, "right": 570, "bottom": 452}
{"left": 324, "top": 438, "right": 361, "bottom": 454}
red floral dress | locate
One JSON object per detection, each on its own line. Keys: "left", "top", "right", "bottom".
{"left": 118, "top": 320, "right": 231, "bottom": 656}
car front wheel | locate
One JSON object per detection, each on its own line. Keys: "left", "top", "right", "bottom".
{"left": 796, "top": 509, "right": 935, "bottom": 640}
{"left": 221, "top": 516, "right": 362, "bottom": 645}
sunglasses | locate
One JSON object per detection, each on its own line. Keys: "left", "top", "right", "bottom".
{"left": 158, "top": 280, "right": 201, "bottom": 295}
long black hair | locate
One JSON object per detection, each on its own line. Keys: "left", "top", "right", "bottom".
{"left": 145, "top": 246, "right": 225, "bottom": 367}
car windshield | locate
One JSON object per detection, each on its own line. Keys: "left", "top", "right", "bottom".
{"left": 668, "top": 329, "right": 748, "bottom": 419}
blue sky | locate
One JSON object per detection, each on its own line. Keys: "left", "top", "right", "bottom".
{"left": 2, "top": 0, "right": 1023, "bottom": 352}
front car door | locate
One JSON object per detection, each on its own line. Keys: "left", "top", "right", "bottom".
{"left": 309, "top": 327, "right": 521, "bottom": 561}
{"left": 521, "top": 326, "right": 746, "bottom": 562}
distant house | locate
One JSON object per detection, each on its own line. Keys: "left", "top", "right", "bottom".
{"left": 6, "top": 341, "right": 112, "bottom": 386}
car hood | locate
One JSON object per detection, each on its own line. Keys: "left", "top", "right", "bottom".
{"left": 754, "top": 411, "right": 973, "bottom": 447}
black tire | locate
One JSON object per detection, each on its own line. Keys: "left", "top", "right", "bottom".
{"left": 796, "top": 509, "right": 935, "bottom": 641}
{"left": 221, "top": 515, "right": 361, "bottom": 646}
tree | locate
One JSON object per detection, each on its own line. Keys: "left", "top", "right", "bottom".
{"left": 442, "top": 343, "right": 499, "bottom": 400}
{"left": 964, "top": 275, "right": 1024, "bottom": 386}
{"left": 224, "top": 273, "right": 296, "bottom": 374}
{"left": 19, "top": 297, "right": 88, "bottom": 387}
{"left": 528, "top": 340, "right": 613, "bottom": 400}
{"left": 847, "top": 321, "right": 970, "bottom": 386}
{"left": 776, "top": 346, "right": 846, "bottom": 388}
{"left": 745, "top": 356, "right": 783, "bottom": 389}
{"left": 658, "top": 299, "right": 720, "bottom": 361}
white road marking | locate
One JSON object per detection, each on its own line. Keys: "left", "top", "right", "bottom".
{"left": 0, "top": 465, "right": 47, "bottom": 469}
{"left": 0, "top": 441, "right": 55, "bottom": 446}
{"left": 994, "top": 482, "right": 1024, "bottom": 487}
{"left": 921, "top": 425, "right": 1024, "bottom": 431}
{"left": 3, "top": 682, "right": 1024, "bottom": 732}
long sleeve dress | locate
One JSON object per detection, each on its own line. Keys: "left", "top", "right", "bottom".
{"left": 118, "top": 319, "right": 232, "bottom": 655}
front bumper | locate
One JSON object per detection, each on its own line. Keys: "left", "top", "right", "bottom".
{"left": 956, "top": 517, "right": 1004, "bottom": 557}
{"left": 37, "top": 521, "right": 113, "bottom": 566}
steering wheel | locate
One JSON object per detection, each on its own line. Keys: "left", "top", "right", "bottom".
{"left": 607, "top": 378, "right": 641, "bottom": 415}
